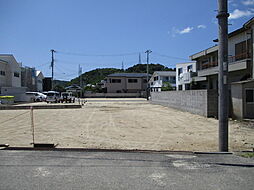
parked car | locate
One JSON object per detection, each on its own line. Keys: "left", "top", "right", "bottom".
{"left": 46, "top": 91, "right": 60, "bottom": 103}
{"left": 25, "top": 92, "right": 46, "bottom": 102}
{"left": 60, "top": 92, "right": 75, "bottom": 103}
{"left": 42, "top": 91, "right": 48, "bottom": 96}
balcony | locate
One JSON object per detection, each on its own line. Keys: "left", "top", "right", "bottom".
{"left": 178, "top": 72, "right": 197, "bottom": 83}
{"left": 197, "top": 52, "right": 251, "bottom": 77}
{"left": 228, "top": 52, "right": 251, "bottom": 63}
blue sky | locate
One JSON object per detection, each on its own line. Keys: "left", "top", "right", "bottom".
{"left": 0, "top": 0, "right": 254, "bottom": 80}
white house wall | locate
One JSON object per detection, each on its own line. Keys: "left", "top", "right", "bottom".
{"left": 176, "top": 62, "right": 196, "bottom": 90}
{"left": 0, "top": 55, "right": 21, "bottom": 87}
{"left": 228, "top": 31, "right": 251, "bottom": 58}
{"left": 0, "top": 61, "right": 9, "bottom": 87}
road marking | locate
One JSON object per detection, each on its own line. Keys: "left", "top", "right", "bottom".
{"left": 166, "top": 154, "right": 196, "bottom": 159}
{"left": 149, "top": 172, "right": 166, "bottom": 186}
{"left": 34, "top": 167, "right": 51, "bottom": 177}
{"left": 172, "top": 160, "right": 210, "bottom": 170}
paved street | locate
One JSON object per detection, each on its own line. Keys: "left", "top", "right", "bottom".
{"left": 0, "top": 150, "right": 253, "bottom": 190}
{"left": 0, "top": 98, "right": 253, "bottom": 151}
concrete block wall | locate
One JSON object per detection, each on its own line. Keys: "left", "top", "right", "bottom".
{"left": 150, "top": 90, "right": 218, "bottom": 117}
{"left": 207, "top": 90, "right": 218, "bottom": 117}
{"left": 84, "top": 92, "right": 147, "bottom": 98}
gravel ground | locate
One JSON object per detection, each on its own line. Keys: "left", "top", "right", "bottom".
{"left": 0, "top": 98, "right": 253, "bottom": 151}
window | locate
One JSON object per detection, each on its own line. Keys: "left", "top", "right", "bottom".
{"left": 178, "top": 85, "right": 182, "bottom": 90}
{"left": 201, "top": 59, "right": 209, "bottom": 69}
{"left": 187, "top": 65, "right": 193, "bottom": 72}
{"left": 185, "top": 84, "right": 190, "bottom": 90}
{"left": 153, "top": 76, "right": 158, "bottom": 81}
{"left": 128, "top": 79, "right": 138, "bottom": 83}
{"left": 235, "top": 40, "right": 251, "bottom": 61}
{"left": 178, "top": 68, "right": 183, "bottom": 75}
{"left": 170, "top": 76, "right": 176, "bottom": 83}
{"left": 112, "top": 79, "right": 121, "bottom": 83}
{"left": 143, "top": 79, "right": 147, "bottom": 83}
{"left": 0, "top": 70, "right": 6, "bottom": 76}
{"left": 14, "top": 72, "right": 19, "bottom": 77}
{"left": 246, "top": 89, "right": 254, "bottom": 103}
{"left": 164, "top": 76, "right": 169, "bottom": 81}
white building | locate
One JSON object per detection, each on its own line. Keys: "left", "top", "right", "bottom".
{"left": 176, "top": 62, "right": 198, "bottom": 90}
{"left": 0, "top": 54, "right": 21, "bottom": 88}
{"left": 0, "top": 54, "right": 26, "bottom": 101}
{"left": 189, "top": 17, "right": 254, "bottom": 90}
{"left": 189, "top": 17, "right": 254, "bottom": 119}
{"left": 149, "top": 71, "right": 176, "bottom": 92}
{"left": 36, "top": 70, "right": 44, "bottom": 92}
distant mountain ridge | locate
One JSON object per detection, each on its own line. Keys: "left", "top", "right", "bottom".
{"left": 65, "top": 63, "right": 175, "bottom": 86}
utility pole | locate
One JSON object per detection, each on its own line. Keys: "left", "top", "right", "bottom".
{"left": 50, "top": 49, "right": 56, "bottom": 90}
{"left": 79, "top": 65, "right": 82, "bottom": 97}
{"left": 139, "top": 53, "right": 142, "bottom": 65}
{"left": 217, "top": 0, "right": 229, "bottom": 152}
{"left": 145, "top": 50, "right": 152, "bottom": 100}
{"left": 121, "top": 61, "right": 124, "bottom": 71}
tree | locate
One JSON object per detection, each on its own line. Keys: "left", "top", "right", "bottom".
{"left": 161, "top": 82, "right": 173, "bottom": 91}
{"left": 53, "top": 85, "right": 65, "bottom": 92}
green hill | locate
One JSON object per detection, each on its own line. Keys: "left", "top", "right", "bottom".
{"left": 125, "top": 63, "right": 175, "bottom": 74}
{"left": 68, "top": 68, "right": 122, "bottom": 86}
{"left": 67, "top": 63, "right": 175, "bottom": 86}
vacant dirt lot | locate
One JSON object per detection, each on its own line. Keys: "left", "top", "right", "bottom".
{"left": 0, "top": 98, "right": 253, "bottom": 151}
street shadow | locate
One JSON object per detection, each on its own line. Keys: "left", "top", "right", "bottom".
{"left": 214, "top": 163, "right": 254, "bottom": 168}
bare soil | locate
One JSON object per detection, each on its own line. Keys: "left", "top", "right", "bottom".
{"left": 0, "top": 98, "right": 253, "bottom": 151}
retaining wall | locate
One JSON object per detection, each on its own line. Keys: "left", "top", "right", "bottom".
{"left": 84, "top": 92, "right": 146, "bottom": 98}
{"left": 0, "top": 104, "right": 82, "bottom": 110}
{"left": 150, "top": 90, "right": 218, "bottom": 117}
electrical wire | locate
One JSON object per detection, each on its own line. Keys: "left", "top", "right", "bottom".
{"left": 35, "top": 62, "right": 51, "bottom": 68}
{"left": 152, "top": 52, "right": 190, "bottom": 61}
{"left": 56, "top": 59, "right": 139, "bottom": 66}
{"left": 56, "top": 50, "right": 143, "bottom": 57}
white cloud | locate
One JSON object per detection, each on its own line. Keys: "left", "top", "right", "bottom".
{"left": 178, "top": 27, "right": 194, "bottom": 34}
{"left": 197, "top": 25, "right": 206, "bottom": 29}
{"left": 229, "top": 9, "right": 254, "bottom": 19}
{"left": 170, "top": 26, "right": 194, "bottom": 37}
{"left": 242, "top": 0, "right": 254, "bottom": 5}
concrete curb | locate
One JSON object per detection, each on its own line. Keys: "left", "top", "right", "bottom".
{"left": 194, "top": 151, "right": 233, "bottom": 154}
{"left": 0, "top": 104, "right": 82, "bottom": 110}
{"left": 1, "top": 147, "right": 194, "bottom": 154}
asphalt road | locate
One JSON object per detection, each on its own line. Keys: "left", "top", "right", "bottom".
{"left": 0, "top": 150, "right": 253, "bottom": 190}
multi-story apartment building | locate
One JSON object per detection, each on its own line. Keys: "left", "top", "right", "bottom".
{"left": 189, "top": 17, "right": 254, "bottom": 119}
{"left": 21, "top": 67, "right": 45, "bottom": 92}
{"left": 0, "top": 55, "right": 21, "bottom": 88}
{"left": 0, "top": 54, "right": 26, "bottom": 101}
{"left": 21, "top": 66, "right": 37, "bottom": 91}
{"left": 149, "top": 71, "right": 176, "bottom": 92}
{"left": 105, "top": 73, "right": 149, "bottom": 93}
{"left": 189, "top": 18, "right": 253, "bottom": 90}
{"left": 175, "top": 62, "right": 206, "bottom": 91}
{"left": 36, "top": 70, "right": 44, "bottom": 92}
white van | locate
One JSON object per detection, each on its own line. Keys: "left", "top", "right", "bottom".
{"left": 46, "top": 91, "right": 60, "bottom": 103}
{"left": 25, "top": 92, "right": 46, "bottom": 102}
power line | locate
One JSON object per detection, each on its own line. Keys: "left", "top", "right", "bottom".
{"left": 34, "top": 61, "right": 51, "bottom": 68}
{"left": 57, "top": 59, "right": 138, "bottom": 65}
{"left": 152, "top": 52, "right": 190, "bottom": 61}
{"left": 56, "top": 50, "right": 143, "bottom": 57}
